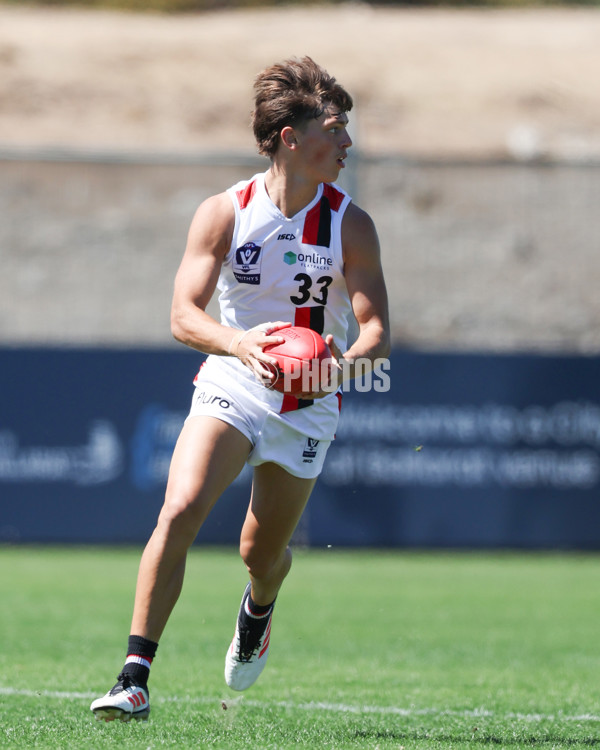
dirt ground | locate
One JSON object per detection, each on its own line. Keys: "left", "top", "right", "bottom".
{"left": 2, "top": 3, "right": 600, "bottom": 353}
{"left": 1, "top": 3, "right": 600, "bottom": 159}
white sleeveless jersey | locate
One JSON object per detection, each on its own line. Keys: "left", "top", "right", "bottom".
{"left": 221, "top": 171, "right": 352, "bottom": 346}
{"left": 196, "top": 170, "right": 353, "bottom": 432}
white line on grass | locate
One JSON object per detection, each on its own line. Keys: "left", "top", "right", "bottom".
{"left": 1, "top": 686, "right": 599, "bottom": 724}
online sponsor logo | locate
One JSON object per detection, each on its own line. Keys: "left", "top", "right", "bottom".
{"left": 283, "top": 250, "right": 333, "bottom": 270}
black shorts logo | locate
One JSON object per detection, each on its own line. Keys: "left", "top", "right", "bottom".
{"left": 302, "top": 437, "right": 320, "bottom": 459}
{"left": 195, "top": 391, "right": 231, "bottom": 409}
{"left": 234, "top": 242, "right": 262, "bottom": 285}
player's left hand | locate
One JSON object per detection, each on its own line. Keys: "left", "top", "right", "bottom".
{"left": 295, "top": 334, "right": 346, "bottom": 400}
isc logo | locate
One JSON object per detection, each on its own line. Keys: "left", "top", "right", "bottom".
{"left": 277, "top": 233, "right": 296, "bottom": 241}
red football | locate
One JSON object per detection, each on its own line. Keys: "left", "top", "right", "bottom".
{"left": 263, "top": 326, "right": 332, "bottom": 396}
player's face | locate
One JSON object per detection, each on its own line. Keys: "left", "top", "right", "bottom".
{"left": 296, "top": 107, "right": 352, "bottom": 183}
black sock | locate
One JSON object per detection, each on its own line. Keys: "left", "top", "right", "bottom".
{"left": 245, "top": 589, "right": 275, "bottom": 619}
{"left": 121, "top": 635, "right": 158, "bottom": 688}
{"left": 236, "top": 587, "right": 275, "bottom": 657}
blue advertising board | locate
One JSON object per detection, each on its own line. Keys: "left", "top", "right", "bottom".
{"left": 317, "top": 352, "right": 600, "bottom": 548}
{"left": 1, "top": 347, "right": 599, "bottom": 548}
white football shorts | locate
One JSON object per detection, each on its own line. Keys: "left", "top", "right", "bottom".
{"left": 185, "top": 355, "right": 338, "bottom": 479}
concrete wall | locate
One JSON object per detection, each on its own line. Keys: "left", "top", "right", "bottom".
{"left": 3, "top": 151, "right": 599, "bottom": 353}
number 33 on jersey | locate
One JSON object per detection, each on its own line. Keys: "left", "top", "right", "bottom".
{"left": 220, "top": 171, "right": 353, "bottom": 349}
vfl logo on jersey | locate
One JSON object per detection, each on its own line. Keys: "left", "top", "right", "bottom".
{"left": 234, "top": 242, "right": 262, "bottom": 285}
{"left": 302, "top": 437, "right": 320, "bottom": 461}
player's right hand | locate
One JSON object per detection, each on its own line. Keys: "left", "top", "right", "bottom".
{"left": 229, "top": 321, "right": 291, "bottom": 382}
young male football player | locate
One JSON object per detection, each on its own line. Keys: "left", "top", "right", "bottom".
{"left": 91, "top": 56, "right": 389, "bottom": 722}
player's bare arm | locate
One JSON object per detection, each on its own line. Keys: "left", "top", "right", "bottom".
{"left": 338, "top": 202, "right": 390, "bottom": 373}
{"left": 302, "top": 203, "right": 389, "bottom": 400}
{"left": 171, "top": 192, "right": 286, "bottom": 373}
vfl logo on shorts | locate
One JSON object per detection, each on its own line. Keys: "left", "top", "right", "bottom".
{"left": 302, "top": 437, "right": 320, "bottom": 461}
{"left": 234, "top": 242, "right": 262, "bottom": 285}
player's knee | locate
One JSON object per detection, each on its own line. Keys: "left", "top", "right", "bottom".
{"left": 240, "top": 540, "right": 291, "bottom": 582}
{"left": 157, "top": 493, "right": 204, "bottom": 547}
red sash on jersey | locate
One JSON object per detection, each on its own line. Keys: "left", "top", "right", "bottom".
{"left": 279, "top": 306, "right": 343, "bottom": 415}
{"left": 302, "top": 184, "right": 345, "bottom": 248}
{"left": 280, "top": 183, "right": 345, "bottom": 415}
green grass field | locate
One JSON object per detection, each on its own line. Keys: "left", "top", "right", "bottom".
{"left": 1, "top": 546, "right": 599, "bottom": 749}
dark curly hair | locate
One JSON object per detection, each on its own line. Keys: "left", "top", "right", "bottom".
{"left": 252, "top": 56, "right": 353, "bottom": 159}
